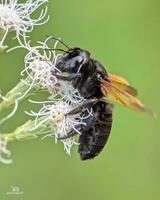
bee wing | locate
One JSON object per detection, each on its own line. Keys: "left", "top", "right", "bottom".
{"left": 109, "top": 73, "right": 138, "bottom": 96}
{"left": 101, "top": 79, "right": 156, "bottom": 117}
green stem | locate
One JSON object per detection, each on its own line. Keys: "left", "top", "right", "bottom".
{"left": 0, "top": 118, "right": 54, "bottom": 143}
{"left": 0, "top": 77, "right": 40, "bottom": 113}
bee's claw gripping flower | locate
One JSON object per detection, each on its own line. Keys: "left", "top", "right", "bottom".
{"left": 0, "top": 0, "right": 49, "bottom": 48}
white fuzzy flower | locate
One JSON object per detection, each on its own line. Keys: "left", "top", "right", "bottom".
{"left": 27, "top": 99, "right": 92, "bottom": 155}
{"left": 0, "top": 137, "right": 12, "bottom": 164}
{"left": 19, "top": 36, "right": 83, "bottom": 103}
{"left": 0, "top": 37, "right": 59, "bottom": 125}
{"left": 0, "top": 0, "right": 49, "bottom": 48}
{"left": 0, "top": 37, "right": 82, "bottom": 126}
{"left": 18, "top": 37, "right": 62, "bottom": 100}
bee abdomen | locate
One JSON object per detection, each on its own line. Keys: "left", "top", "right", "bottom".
{"left": 78, "top": 101, "right": 113, "bottom": 160}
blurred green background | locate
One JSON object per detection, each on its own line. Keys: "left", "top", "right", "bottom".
{"left": 0, "top": 0, "right": 160, "bottom": 199}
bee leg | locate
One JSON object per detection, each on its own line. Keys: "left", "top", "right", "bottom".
{"left": 53, "top": 73, "right": 81, "bottom": 81}
{"left": 58, "top": 113, "right": 97, "bottom": 140}
{"left": 58, "top": 125, "right": 82, "bottom": 140}
{"left": 65, "top": 98, "right": 98, "bottom": 116}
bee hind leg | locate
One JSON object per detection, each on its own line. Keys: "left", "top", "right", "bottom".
{"left": 58, "top": 113, "right": 97, "bottom": 140}
{"left": 65, "top": 98, "right": 98, "bottom": 116}
{"left": 53, "top": 73, "right": 81, "bottom": 81}
{"left": 57, "top": 125, "right": 82, "bottom": 140}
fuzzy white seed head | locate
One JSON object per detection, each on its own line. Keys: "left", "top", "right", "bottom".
{"left": 0, "top": 4, "right": 23, "bottom": 31}
{"left": 28, "top": 100, "right": 92, "bottom": 155}
{"left": 0, "top": 0, "right": 49, "bottom": 47}
{"left": 18, "top": 37, "right": 62, "bottom": 100}
{"left": 0, "top": 138, "right": 12, "bottom": 164}
{"left": 49, "top": 101, "right": 84, "bottom": 136}
{"left": 46, "top": 101, "right": 92, "bottom": 154}
{"left": 26, "top": 59, "right": 58, "bottom": 92}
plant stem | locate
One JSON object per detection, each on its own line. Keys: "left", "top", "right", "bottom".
{"left": 0, "top": 119, "right": 54, "bottom": 143}
{"left": 0, "top": 77, "right": 39, "bottom": 113}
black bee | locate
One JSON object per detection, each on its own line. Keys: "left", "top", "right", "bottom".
{"left": 48, "top": 37, "right": 153, "bottom": 160}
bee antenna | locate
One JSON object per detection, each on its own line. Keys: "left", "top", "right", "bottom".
{"left": 44, "top": 48, "right": 67, "bottom": 53}
{"left": 45, "top": 35, "right": 70, "bottom": 50}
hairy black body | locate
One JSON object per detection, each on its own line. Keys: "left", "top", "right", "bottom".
{"left": 54, "top": 47, "right": 113, "bottom": 160}
{"left": 78, "top": 101, "right": 112, "bottom": 160}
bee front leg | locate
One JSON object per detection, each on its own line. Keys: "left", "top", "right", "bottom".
{"left": 65, "top": 98, "right": 98, "bottom": 116}
{"left": 54, "top": 73, "right": 81, "bottom": 81}
{"left": 58, "top": 125, "right": 82, "bottom": 140}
